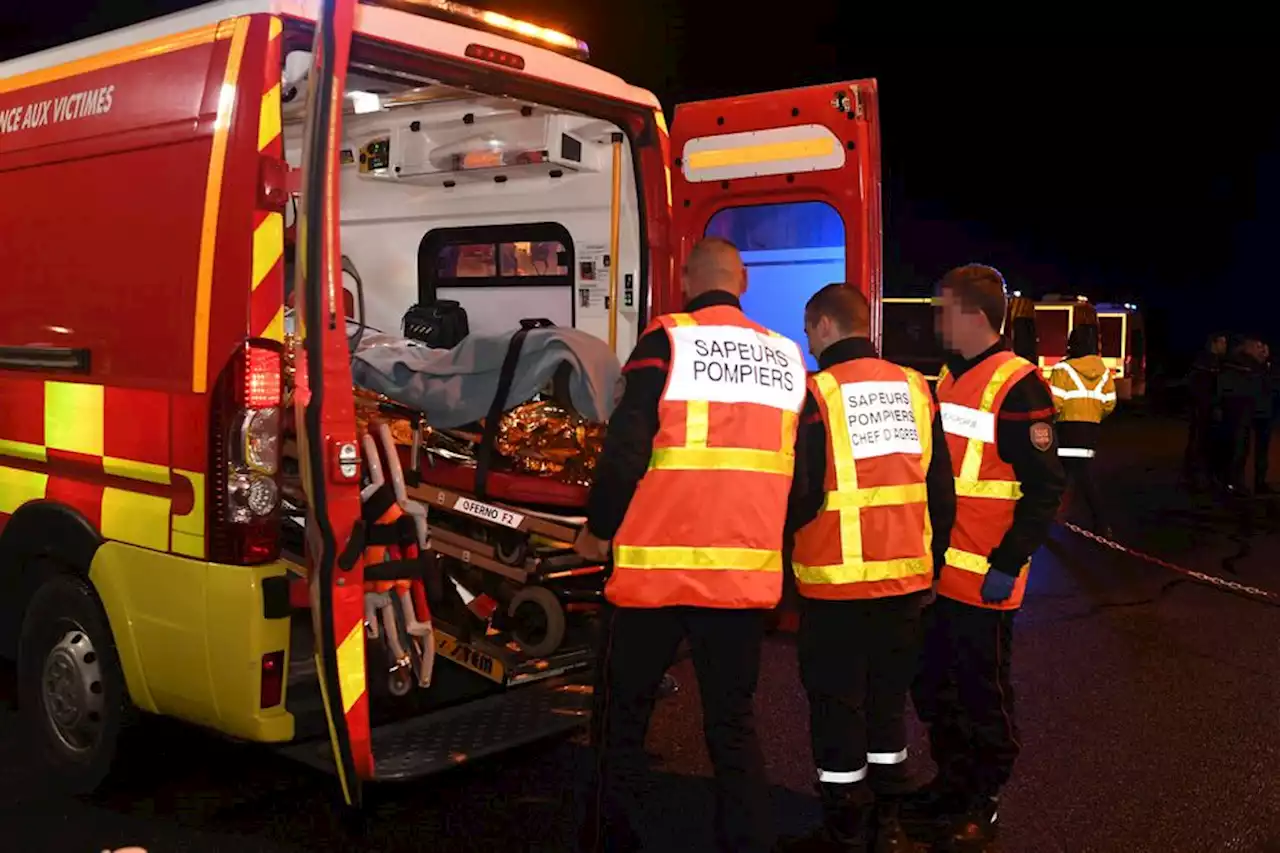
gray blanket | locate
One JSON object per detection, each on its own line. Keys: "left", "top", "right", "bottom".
{"left": 351, "top": 329, "right": 622, "bottom": 429}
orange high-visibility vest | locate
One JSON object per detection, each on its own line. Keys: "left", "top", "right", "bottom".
{"left": 608, "top": 305, "right": 808, "bottom": 609}
{"left": 935, "top": 350, "right": 1038, "bottom": 611}
{"left": 792, "top": 358, "right": 936, "bottom": 600}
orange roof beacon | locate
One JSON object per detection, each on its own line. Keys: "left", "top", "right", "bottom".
{"left": 0, "top": 0, "right": 883, "bottom": 805}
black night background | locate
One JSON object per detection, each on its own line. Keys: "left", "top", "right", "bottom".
{"left": 5, "top": 2, "right": 1277, "bottom": 380}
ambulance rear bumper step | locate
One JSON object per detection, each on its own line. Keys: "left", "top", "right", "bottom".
{"left": 277, "top": 674, "right": 593, "bottom": 781}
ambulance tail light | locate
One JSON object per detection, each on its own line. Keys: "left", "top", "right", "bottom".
{"left": 210, "top": 339, "right": 283, "bottom": 565}
{"left": 260, "top": 650, "right": 285, "bottom": 708}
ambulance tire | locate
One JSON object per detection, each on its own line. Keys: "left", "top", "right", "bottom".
{"left": 508, "top": 586, "right": 565, "bottom": 658}
{"left": 18, "top": 571, "right": 127, "bottom": 796}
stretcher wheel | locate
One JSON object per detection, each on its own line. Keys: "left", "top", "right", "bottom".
{"left": 388, "top": 667, "right": 412, "bottom": 697}
{"left": 508, "top": 586, "right": 565, "bottom": 657}
{"left": 494, "top": 533, "right": 528, "bottom": 567}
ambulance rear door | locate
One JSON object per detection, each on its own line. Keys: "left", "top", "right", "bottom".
{"left": 291, "top": 0, "right": 374, "bottom": 806}
{"left": 669, "top": 81, "right": 882, "bottom": 367}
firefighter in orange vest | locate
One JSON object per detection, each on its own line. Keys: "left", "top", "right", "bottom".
{"left": 902, "top": 265, "right": 1066, "bottom": 848}
{"left": 780, "top": 283, "right": 956, "bottom": 853}
{"left": 574, "top": 237, "right": 808, "bottom": 853}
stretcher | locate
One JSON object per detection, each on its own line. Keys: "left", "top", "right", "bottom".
{"left": 282, "top": 413, "right": 604, "bottom": 700}
{"left": 283, "top": 320, "right": 608, "bottom": 699}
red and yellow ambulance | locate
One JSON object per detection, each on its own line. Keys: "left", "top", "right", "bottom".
{"left": 0, "top": 0, "right": 883, "bottom": 804}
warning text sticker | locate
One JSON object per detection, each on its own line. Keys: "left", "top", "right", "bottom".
{"left": 666, "top": 325, "right": 806, "bottom": 412}
{"left": 839, "top": 380, "right": 922, "bottom": 459}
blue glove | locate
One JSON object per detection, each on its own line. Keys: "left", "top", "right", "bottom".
{"left": 980, "top": 570, "right": 1017, "bottom": 604}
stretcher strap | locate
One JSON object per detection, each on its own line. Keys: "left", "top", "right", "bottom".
{"left": 361, "top": 484, "right": 397, "bottom": 524}
{"left": 475, "top": 318, "right": 555, "bottom": 500}
{"left": 363, "top": 515, "right": 418, "bottom": 546}
{"left": 364, "top": 558, "right": 425, "bottom": 583}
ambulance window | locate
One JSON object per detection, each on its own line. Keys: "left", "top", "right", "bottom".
{"left": 1099, "top": 316, "right": 1123, "bottom": 358}
{"left": 705, "top": 201, "right": 844, "bottom": 370}
{"left": 437, "top": 243, "right": 498, "bottom": 278}
{"left": 420, "top": 223, "right": 576, "bottom": 334}
{"left": 500, "top": 241, "right": 570, "bottom": 277}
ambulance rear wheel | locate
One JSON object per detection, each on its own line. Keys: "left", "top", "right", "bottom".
{"left": 18, "top": 572, "right": 127, "bottom": 796}
{"left": 508, "top": 586, "right": 565, "bottom": 658}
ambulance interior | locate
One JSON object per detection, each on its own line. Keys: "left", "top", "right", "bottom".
{"left": 280, "top": 56, "right": 647, "bottom": 357}
{"left": 275, "top": 49, "right": 647, "bottom": 734}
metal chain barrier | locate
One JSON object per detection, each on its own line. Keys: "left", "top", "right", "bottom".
{"left": 1063, "top": 522, "right": 1280, "bottom": 604}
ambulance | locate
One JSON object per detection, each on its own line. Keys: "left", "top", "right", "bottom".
{"left": 0, "top": 0, "right": 883, "bottom": 804}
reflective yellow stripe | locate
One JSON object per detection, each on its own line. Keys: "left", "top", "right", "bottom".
{"left": 780, "top": 409, "right": 798, "bottom": 452}
{"left": 262, "top": 306, "right": 286, "bottom": 343}
{"left": 906, "top": 370, "right": 935, "bottom": 555}
{"left": 0, "top": 466, "right": 48, "bottom": 515}
{"left": 945, "top": 547, "right": 990, "bottom": 575}
{"left": 958, "top": 358, "right": 1028, "bottom": 481}
{"left": 44, "top": 381, "right": 104, "bottom": 457}
{"left": 650, "top": 446, "right": 793, "bottom": 474}
{"left": 0, "top": 439, "right": 47, "bottom": 462}
{"left": 614, "top": 545, "right": 782, "bottom": 572}
{"left": 258, "top": 83, "right": 282, "bottom": 152}
{"left": 685, "top": 401, "right": 709, "bottom": 447}
{"left": 811, "top": 372, "right": 863, "bottom": 566}
{"left": 336, "top": 620, "right": 368, "bottom": 714}
{"left": 822, "top": 482, "right": 927, "bottom": 510}
{"left": 171, "top": 469, "right": 206, "bottom": 559}
{"left": 252, "top": 212, "right": 284, "bottom": 291}
{"left": 686, "top": 136, "right": 835, "bottom": 171}
{"left": 192, "top": 16, "right": 250, "bottom": 394}
{"left": 667, "top": 314, "right": 705, "bottom": 446}
{"left": 103, "top": 457, "right": 171, "bottom": 485}
{"left": 954, "top": 479, "right": 1022, "bottom": 499}
{"left": 0, "top": 22, "right": 230, "bottom": 96}
{"left": 101, "top": 488, "right": 171, "bottom": 551}
{"left": 794, "top": 556, "right": 931, "bottom": 586}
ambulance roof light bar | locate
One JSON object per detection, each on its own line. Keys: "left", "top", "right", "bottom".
{"left": 361, "top": 0, "right": 590, "bottom": 60}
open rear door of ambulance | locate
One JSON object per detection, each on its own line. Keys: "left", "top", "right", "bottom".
{"left": 291, "top": 0, "right": 373, "bottom": 807}
{"left": 669, "top": 81, "right": 882, "bottom": 367}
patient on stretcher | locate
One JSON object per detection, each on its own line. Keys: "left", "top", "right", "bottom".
{"left": 349, "top": 323, "right": 620, "bottom": 492}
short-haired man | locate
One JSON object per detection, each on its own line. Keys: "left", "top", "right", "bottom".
{"left": 904, "top": 264, "right": 1065, "bottom": 848}
{"left": 781, "top": 282, "right": 956, "bottom": 851}
{"left": 577, "top": 237, "right": 808, "bottom": 853}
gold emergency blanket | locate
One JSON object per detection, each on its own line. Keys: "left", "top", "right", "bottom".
{"left": 351, "top": 388, "right": 603, "bottom": 487}
{"left": 494, "top": 399, "right": 604, "bottom": 485}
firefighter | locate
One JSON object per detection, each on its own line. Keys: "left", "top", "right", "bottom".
{"left": 574, "top": 237, "right": 808, "bottom": 853}
{"left": 1050, "top": 325, "right": 1117, "bottom": 535}
{"left": 903, "top": 265, "right": 1066, "bottom": 848}
{"left": 781, "top": 283, "right": 956, "bottom": 852}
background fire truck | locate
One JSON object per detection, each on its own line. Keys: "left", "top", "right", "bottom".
{"left": 881, "top": 292, "right": 1146, "bottom": 401}
{"left": 0, "top": 0, "right": 884, "bottom": 806}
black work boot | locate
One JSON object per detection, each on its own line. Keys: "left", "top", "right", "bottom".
{"left": 776, "top": 783, "right": 874, "bottom": 852}
{"left": 871, "top": 800, "right": 912, "bottom": 852}
{"left": 897, "top": 776, "right": 965, "bottom": 830}
{"left": 939, "top": 796, "right": 999, "bottom": 851}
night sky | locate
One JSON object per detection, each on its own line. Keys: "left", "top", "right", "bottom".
{"left": 4, "top": 2, "right": 1277, "bottom": 374}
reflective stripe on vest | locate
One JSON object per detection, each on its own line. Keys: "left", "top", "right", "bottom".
{"left": 608, "top": 308, "right": 806, "bottom": 608}
{"left": 936, "top": 352, "right": 1035, "bottom": 610}
{"left": 792, "top": 361, "right": 935, "bottom": 599}
{"left": 1051, "top": 361, "right": 1115, "bottom": 403}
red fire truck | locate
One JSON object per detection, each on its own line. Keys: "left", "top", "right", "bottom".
{"left": 0, "top": 0, "right": 883, "bottom": 805}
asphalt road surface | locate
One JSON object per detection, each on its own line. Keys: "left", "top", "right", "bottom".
{"left": 3, "top": 412, "right": 1280, "bottom": 853}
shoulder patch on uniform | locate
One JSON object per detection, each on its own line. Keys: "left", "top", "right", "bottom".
{"left": 1029, "top": 422, "right": 1053, "bottom": 452}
